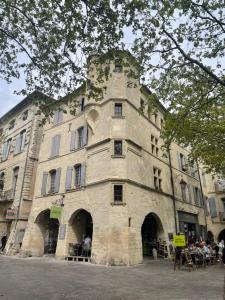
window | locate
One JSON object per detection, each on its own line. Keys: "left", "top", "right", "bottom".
{"left": 180, "top": 180, "right": 187, "bottom": 202}
{"left": 140, "top": 99, "right": 144, "bottom": 111}
{"left": 80, "top": 98, "right": 85, "bottom": 112}
{"left": 114, "top": 58, "right": 123, "bottom": 72}
{"left": 22, "top": 110, "right": 28, "bottom": 121}
{"left": 151, "top": 135, "right": 159, "bottom": 157}
{"left": 193, "top": 186, "right": 202, "bottom": 206}
{"left": 50, "top": 134, "right": 61, "bottom": 157}
{"left": 49, "top": 170, "right": 57, "bottom": 193}
{"left": 53, "top": 110, "right": 63, "bottom": 125}
{"left": 114, "top": 140, "right": 122, "bottom": 156}
{"left": 14, "top": 130, "right": 26, "bottom": 154}
{"left": 2, "top": 138, "right": 12, "bottom": 160}
{"left": 114, "top": 103, "right": 122, "bottom": 117}
{"left": 77, "top": 127, "right": 84, "bottom": 148}
{"left": 178, "top": 153, "right": 188, "bottom": 172}
{"left": 160, "top": 118, "right": 164, "bottom": 129}
{"left": 12, "top": 167, "right": 19, "bottom": 198}
{"left": 75, "top": 164, "right": 82, "bottom": 187}
{"left": 154, "top": 113, "right": 158, "bottom": 125}
{"left": 114, "top": 185, "right": 123, "bottom": 202}
{"left": 153, "top": 167, "right": 162, "bottom": 190}
{"left": 9, "top": 120, "right": 15, "bottom": 130}
{"left": 41, "top": 168, "right": 61, "bottom": 195}
{"left": 0, "top": 172, "right": 4, "bottom": 192}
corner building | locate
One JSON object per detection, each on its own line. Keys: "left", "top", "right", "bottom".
{"left": 22, "top": 55, "right": 207, "bottom": 265}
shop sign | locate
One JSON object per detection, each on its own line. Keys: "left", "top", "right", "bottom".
{"left": 173, "top": 234, "right": 186, "bottom": 247}
{"left": 50, "top": 205, "right": 62, "bottom": 219}
{"left": 6, "top": 208, "right": 17, "bottom": 220}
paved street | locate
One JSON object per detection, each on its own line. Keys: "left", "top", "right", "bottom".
{"left": 0, "top": 256, "right": 224, "bottom": 300}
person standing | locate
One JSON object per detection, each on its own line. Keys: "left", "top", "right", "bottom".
{"left": 0, "top": 235, "right": 7, "bottom": 252}
{"left": 218, "top": 240, "right": 224, "bottom": 262}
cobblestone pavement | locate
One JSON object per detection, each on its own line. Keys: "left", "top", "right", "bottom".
{"left": 0, "top": 256, "right": 224, "bottom": 300}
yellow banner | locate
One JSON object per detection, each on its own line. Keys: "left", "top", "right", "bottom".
{"left": 173, "top": 235, "right": 186, "bottom": 247}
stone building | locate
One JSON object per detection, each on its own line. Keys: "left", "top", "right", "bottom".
{"left": 20, "top": 54, "right": 209, "bottom": 265}
{"left": 202, "top": 173, "right": 225, "bottom": 243}
{"left": 0, "top": 91, "right": 50, "bottom": 254}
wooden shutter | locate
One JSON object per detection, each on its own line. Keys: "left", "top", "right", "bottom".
{"left": 177, "top": 152, "right": 182, "bottom": 170}
{"left": 2, "top": 143, "right": 8, "bottom": 160}
{"left": 51, "top": 134, "right": 61, "bottom": 157}
{"left": 192, "top": 186, "right": 198, "bottom": 205}
{"left": 54, "top": 168, "right": 61, "bottom": 193}
{"left": 83, "top": 125, "right": 88, "bottom": 146}
{"left": 65, "top": 166, "right": 73, "bottom": 190}
{"left": 187, "top": 184, "right": 192, "bottom": 203}
{"left": 80, "top": 162, "right": 86, "bottom": 186}
{"left": 21, "top": 131, "right": 26, "bottom": 151}
{"left": 70, "top": 130, "right": 76, "bottom": 151}
{"left": 14, "top": 135, "right": 22, "bottom": 154}
{"left": 208, "top": 197, "right": 217, "bottom": 218}
{"left": 41, "top": 172, "right": 48, "bottom": 195}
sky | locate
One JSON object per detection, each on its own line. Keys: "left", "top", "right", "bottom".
{"left": 0, "top": 78, "right": 26, "bottom": 118}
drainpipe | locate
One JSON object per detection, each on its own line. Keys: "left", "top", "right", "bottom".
{"left": 168, "top": 149, "right": 178, "bottom": 234}
{"left": 196, "top": 160, "right": 208, "bottom": 239}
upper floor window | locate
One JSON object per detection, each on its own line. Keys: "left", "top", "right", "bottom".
{"left": 154, "top": 113, "right": 158, "bottom": 125}
{"left": 70, "top": 125, "right": 88, "bottom": 151}
{"left": 53, "top": 110, "right": 63, "bottom": 125}
{"left": 114, "top": 185, "right": 123, "bottom": 202}
{"left": 22, "top": 110, "right": 28, "bottom": 121}
{"left": 77, "top": 127, "right": 84, "bottom": 148}
{"left": 114, "top": 58, "right": 123, "bottom": 73}
{"left": 153, "top": 167, "right": 162, "bottom": 190}
{"left": 14, "top": 130, "right": 26, "bottom": 155}
{"left": 41, "top": 168, "right": 61, "bottom": 195}
{"left": 114, "top": 103, "right": 123, "bottom": 117}
{"left": 180, "top": 180, "right": 187, "bottom": 202}
{"left": 65, "top": 163, "right": 86, "bottom": 191}
{"left": 12, "top": 166, "right": 19, "bottom": 198}
{"left": 0, "top": 172, "right": 5, "bottom": 192}
{"left": 80, "top": 98, "right": 85, "bottom": 112}
{"left": 193, "top": 186, "right": 202, "bottom": 206}
{"left": 114, "top": 140, "right": 123, "bottom": 156}
{"left": 50, "top": 134, "right": 61, "bottom": 157}
{"left": 2, "top": 138, "right": 12, "bottom": 160}
{"left": 9, "top": 120, "right": 15, "bottom": 130}
{"left": 151, "top": 135, "right": 159, "bottom": 157}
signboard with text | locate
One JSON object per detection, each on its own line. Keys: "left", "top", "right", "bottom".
{"left": 50, "top": 206, "right": 62, "bottom": 219}
{"left": 173, "top": 235, "right": 186, "bottom": 247}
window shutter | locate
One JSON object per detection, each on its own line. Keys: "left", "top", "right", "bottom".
{"left": 65, "top": 166, "right": 73, "bottom": 190}
{"left": 14, "top": 135, "right": 22, "bottom": 154}
{"left": 208, "top": 197, "right": 217, "bottom": 218}
{"left": 187, "top": 184, "right": 192, "bottom": 203}
{"left": 80, "top": 162, "right": 86, "bottom": 186}
{"left": 21, "top": 132, "right": 26, "bottom": 151}
{"left": 41, "top": 172, "right": 48, "bottom": 195}
{"left": 83, "top": 125, "right": 88, "bottom": 146}
{"left": 6, "top": 140, "right": 11, "bottom": 157}
{"left": 51, "top": 135, "right": 61, "bottom": 157}
{"left": 192, "top": 186, "right": 198, "bottom": 205}
{"left": 70, "top": 130, "right": 76, "bottom": 151}
{"left": 177, "top": 152, "right": 182, "bottom": 170}
{"left": 2, "top": 143, "right": 8, "bottom": 160}
{"left": 58, "top": 111, "right": 63, "bottom": 123}
{"left": 54, "top": 168, "right": 61, "bottom": 193}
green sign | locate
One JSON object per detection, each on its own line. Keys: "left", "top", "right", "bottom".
{"left": 173, "top": 235, "right": 186, "bottom": 247}
{"left": 50, "top": 205, "right": 62, "bottom": 219}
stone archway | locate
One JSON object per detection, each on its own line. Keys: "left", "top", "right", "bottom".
{"left": 67, "top": 209, "right": 93, "bottom": 256}
{"left": 141, "top": 212, "right": 165, "bottom": 258}
{"left": 218, "top": 229, "right": 225, "bottom": 242}
{"left": 35, "top": 209, "right": 59, "bottom": 255}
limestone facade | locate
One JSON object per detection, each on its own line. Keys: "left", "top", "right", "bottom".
{"left": 0, "top": 91, "right": 47, "bottom": 253}
{"left": 20, "top": 56, "right": 209, "bottom": 265}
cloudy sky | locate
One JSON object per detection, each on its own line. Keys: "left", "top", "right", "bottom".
{"left": 0, "top": 78, "right": 25, "bottom": 118}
